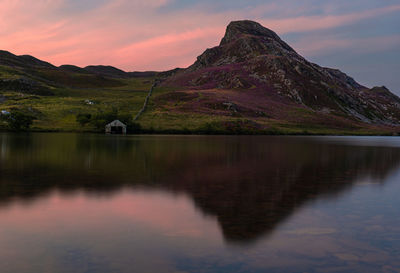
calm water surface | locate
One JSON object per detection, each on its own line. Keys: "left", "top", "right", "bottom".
{"left": 0, "top": 133, "right": 399, "bottom": 273}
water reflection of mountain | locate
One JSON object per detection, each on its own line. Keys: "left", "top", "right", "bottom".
{"left": 1, "top": 133, "right": 400, "bottom": 243}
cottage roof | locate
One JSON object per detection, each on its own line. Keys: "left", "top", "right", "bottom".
{"left": 106, "top": 120, "right": 127, "bottom": 127}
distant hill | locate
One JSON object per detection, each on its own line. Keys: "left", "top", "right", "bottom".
{"left": 59, "top": 64, "right": 159, "bottom": 79}
{"left": 59, "top": 64, "right": 90, "bottom": 74}
{"left": 0, "top": 50, "right": 55, "bottom": 69}
{"left": 83, "top": 65, "right": 129, "bottom": 78}
{"left": 0, "top": 51, "right": 159, "bottom": 92}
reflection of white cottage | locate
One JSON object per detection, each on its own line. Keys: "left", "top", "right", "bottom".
{"left": 105, "top": 120, "right": 127, "bottom": 134}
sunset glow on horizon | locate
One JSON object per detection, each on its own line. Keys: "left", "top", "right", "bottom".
{"left": 1, "top": 0, "right": 399, "bottom": 91}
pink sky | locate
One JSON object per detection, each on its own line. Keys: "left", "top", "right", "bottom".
{"left": 0, "top": 0, "right": 399, "bottom": 73}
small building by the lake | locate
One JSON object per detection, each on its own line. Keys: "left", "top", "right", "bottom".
{"left": 105, "top": 120, "right": 127, "bottom": 134}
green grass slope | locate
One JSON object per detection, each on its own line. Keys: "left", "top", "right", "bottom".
{"left": 0, "top": 63, "right": 154, "bottom": 131}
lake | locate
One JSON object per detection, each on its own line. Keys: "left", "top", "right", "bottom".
{"left": 0, "top": 133, "right": 399, "bottom": 273}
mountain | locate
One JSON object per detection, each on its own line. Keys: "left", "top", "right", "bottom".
{"left": 1, "top": 21, "right": 400, "bottom": 134}
{"left": 161, "top": 20, "right": 400, "bottom": 131}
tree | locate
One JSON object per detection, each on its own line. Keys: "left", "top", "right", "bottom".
{"left": 76, "top": 113, "right": 92, "bottom": 126}
{"left": 87, "top": 109, "right": 141, "bottom": 133}
{"left": 6, "top": 110, "right": 36, "bottom": 131}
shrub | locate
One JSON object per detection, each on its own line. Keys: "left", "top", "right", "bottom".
{"left": 126, "top": 122, "right": 142, "bottom": 134}
{"left": 4, "top": 110, "right": 36, "bottom": 131}
{"left": 198, "top": 122, "right": 221, "bottom": 134}
{"left": 78, "top": 109, "right": 142, "bottom": 133}
{"left": 76, "top": 113, "right": 92, "bottom": 126}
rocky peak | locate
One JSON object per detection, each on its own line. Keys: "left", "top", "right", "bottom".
{"left": 190, "top": 20, "right": 299, "bottom": 70}
{"left": 221, "top": 21, "right": 275, "bottom": 44}
{"left": 220, "top": 20, "right": 295, "bottom": 52}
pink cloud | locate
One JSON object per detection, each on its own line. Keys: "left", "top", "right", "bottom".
{"left": 113, "top": 27, "right": 224, "bottom": 70}
{"left": 0, "top": 1, "right": 399, "bottom": 71}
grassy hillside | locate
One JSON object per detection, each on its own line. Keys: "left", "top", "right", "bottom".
{"left": 0, "top": 48, "right": 398, "bottom": 135}
{"left": 136, "top": 86, "right": 399, "bottom": 135}
{"left": 0, "top": 64, "right": 154, "bottom": 131}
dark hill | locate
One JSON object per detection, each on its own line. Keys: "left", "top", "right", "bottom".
{"left": 0, "top": 50, "right": 55, "bottom": 69}
{"left": 0, "top": 54, "right": 131, "bottom": 90}
{"left": 84, "top": 65, "right": 129, "bottom": 78}
{"left": 59, "top": 64, "right": 90, "bottom": 74}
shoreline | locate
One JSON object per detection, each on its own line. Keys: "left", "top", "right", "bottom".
{"left": 0, "top": 127, "right": 398, "bottom": 137}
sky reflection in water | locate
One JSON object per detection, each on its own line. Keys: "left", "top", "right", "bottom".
{"left": 0, "top": 133, "right": 399, "bottom": 273}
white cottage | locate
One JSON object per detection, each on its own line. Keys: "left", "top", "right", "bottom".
{"left": 105, "top": 120, "right": 127, "bottom": 134}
